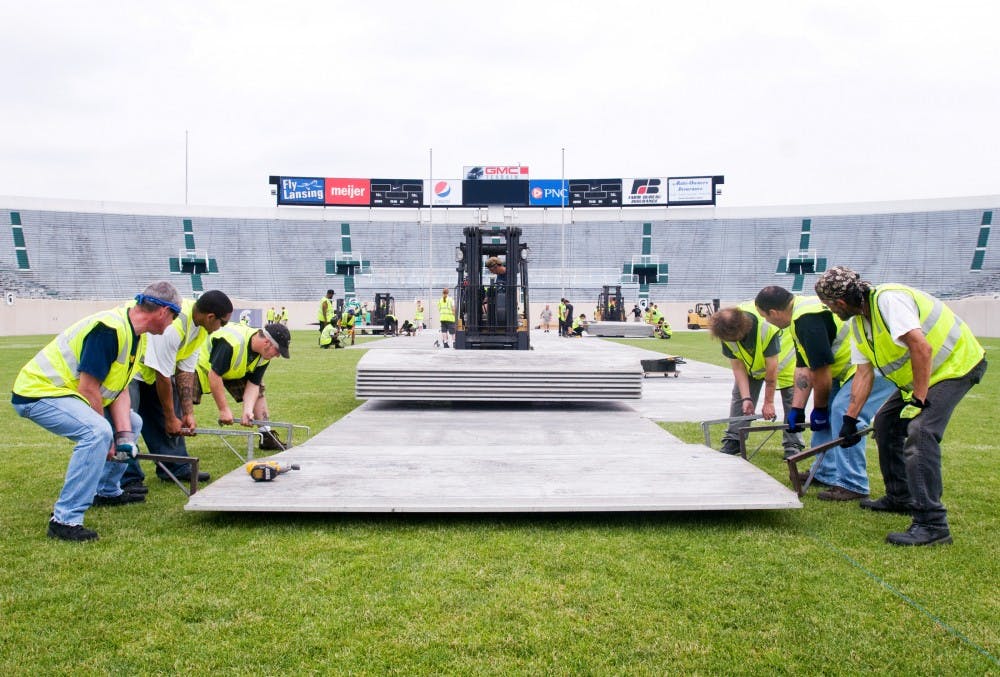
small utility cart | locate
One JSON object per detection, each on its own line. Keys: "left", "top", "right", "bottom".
{"left": 640, "top": 356, "right": 685, "bottom": 377}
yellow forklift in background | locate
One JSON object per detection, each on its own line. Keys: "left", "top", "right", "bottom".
{"left": 686, "top": 300, "right": 719, "bottom": 330}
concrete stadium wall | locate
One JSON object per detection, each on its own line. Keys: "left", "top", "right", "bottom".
{"left": 3, "top": 296, "right": 1000, "bottom": 339}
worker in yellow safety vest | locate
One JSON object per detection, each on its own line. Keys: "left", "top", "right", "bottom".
{"left": 413, "top": 300, "right": 424, "bottom": 332}
{"left": 437, "top": 288, "right": 456, "bottom": 348}
{"left": 815, "top": 266, "right": 987, "bottom": 546}
{"left": 195, "top": 322, "right": 290, "bottom": 432}
{"left": 709, "top": 302, "right": 802, "bottom": 458}
{"left": 317, "top": 290, "right": 335, "bottom": 332}
{"left": 11, "top": 281, "right": 182, "bottom": 541}
{"left": 756, "top": 285, "right": 895, "bottom": 501}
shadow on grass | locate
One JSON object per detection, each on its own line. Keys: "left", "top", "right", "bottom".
{"left": 189, "top": 507, "right": 800, "bottom": 534}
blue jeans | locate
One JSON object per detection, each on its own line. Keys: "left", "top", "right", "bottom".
{"left": 13, "top": 397, "right": 142, "bottom": 526}
{"left": 121, "top": 380, "right": 195, "bottom": 484}
{"left": 809, "top": 374, "right": 895, "bottom": 494}
{"left": 873, "top": 359, "right": 987, "bottom": 527}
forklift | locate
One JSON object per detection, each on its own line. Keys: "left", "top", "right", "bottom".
{"left": 597, "top": 285, "right": 624, "bottom": 321}
{"left": 371, "top": 293, "right": 395, "bottom": 335}
{"left": 454, "top": 226, "right": 531, "bottom": 350}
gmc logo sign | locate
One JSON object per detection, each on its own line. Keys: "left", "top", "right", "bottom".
{"left": 485, "top": 166, "right": 527, "bottom": 176}
{"left": 464, "top": 165, "right": 530, "bottom": 180}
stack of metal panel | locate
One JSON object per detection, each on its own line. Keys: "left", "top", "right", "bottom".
{"left": 586, "top": 321, "right": 654, "bottom": 338}
{"left": 355, "top": 349, "right": 643, "bottom": 401}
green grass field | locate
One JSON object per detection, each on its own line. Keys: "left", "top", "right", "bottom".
{"left": 1, "top": 331, "right": 996, "bottom": 674}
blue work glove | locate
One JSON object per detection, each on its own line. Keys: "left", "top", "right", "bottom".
{"left": 785, "top": 407, "right": 806, "bottom": 433}
{"left": 900, "top": 396, "right": 928, "bottom": 420}
{"left": 809, "top": 406, "right": 831, "bottom": 432}
{"left": 838, "top": 415, "right": 861, "bottom": 448}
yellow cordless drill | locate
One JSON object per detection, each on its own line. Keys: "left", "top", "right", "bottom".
{"left": 245, "top": 461, "right": 300, "bottom": 482}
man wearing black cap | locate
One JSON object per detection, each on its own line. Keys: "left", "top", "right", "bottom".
{"left": 195, "top": 323, "right": 290, "bottom": 448}
{"left": 318, "top": 290, "right": 335, "bottom": 333}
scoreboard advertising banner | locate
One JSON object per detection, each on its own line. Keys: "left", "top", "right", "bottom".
{"left": 270, "top": 174, "right": 720, "bottom": 208}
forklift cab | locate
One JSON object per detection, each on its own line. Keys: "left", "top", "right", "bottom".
{"left": 371, "top": 293, "right": 395, "bottom": 333}
{"left": 454, "top": 226, "right": 530, "bottom": 350}
{"left": 597, "top": 285, "right": 624, "bottom": 321}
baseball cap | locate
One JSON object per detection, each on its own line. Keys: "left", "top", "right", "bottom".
{"left": 262, "top": 323, "right": 291, "bottom": 358}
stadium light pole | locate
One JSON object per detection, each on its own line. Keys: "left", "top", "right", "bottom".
{"left": 428, "top": 147, "right": 433, "bottom": 324}
{"left": 560, "top": 147, "right": 565, "bottom": 297}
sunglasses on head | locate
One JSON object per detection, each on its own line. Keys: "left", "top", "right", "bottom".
{"left": 135, "top": 294, "right": 181, "bottom": 318}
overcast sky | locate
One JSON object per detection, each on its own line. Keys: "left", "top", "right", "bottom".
{"left": 1, "top": 1, "right": 997, "bottom": 209}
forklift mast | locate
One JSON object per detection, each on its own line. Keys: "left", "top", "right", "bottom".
{"left": 597, "top": 285, "right": 624, "bottom": 321}
{"left": 454, "top": 226, "right": 530, "bottom": 350}
{"left": 372, "top": 293, "right": 395, "bottom": 324}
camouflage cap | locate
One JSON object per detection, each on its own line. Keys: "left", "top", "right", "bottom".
{"left": 815, "top": 265, "right": 866, "bottom": 302}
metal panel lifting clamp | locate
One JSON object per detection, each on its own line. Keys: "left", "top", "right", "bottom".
{"left": 700, "top": 415, "right": 762, "bottom": 450}
{"left": 783, "top": 426, "right": 873, "bottom": 497}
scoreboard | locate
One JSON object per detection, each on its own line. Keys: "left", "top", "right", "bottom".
{"left": 569, "top": 179, "right": 623, "bottom": 207}
{"left": 370, "top": 179, "right": 423, "bottom": 208}
{"left": 461, "top": 180, "right": 529, "bottom": 206}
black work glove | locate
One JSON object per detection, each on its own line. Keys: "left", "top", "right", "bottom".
{"left": 785, "top": 407, "right": 806, "bottom": 433}
{"left": 838, "top": 415, "right": 861, "bottom": 447}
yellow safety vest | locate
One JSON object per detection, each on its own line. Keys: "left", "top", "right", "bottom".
{"left": 317, "top": 296, "right": 334, "bottom": 323}
{"left": 319, "top": 323, "right": 335, "bottom": 346}
{"left": 851, "top": 284, "right": 984, "bottom": 392}
{"left": 558, "top": 302, "right": 567, "bottom": 321}
{"left": 414, "top": 305, "right": 424, "bottom": 322}
{"left": 13, "top": 304, "right": 144, "bottom": 406}
{"left": 196, "top": 324, "right": 268, "bottom": 391}
{"left": 135, "top": 299, "right": 207, "bottom": 384}
{"left": 438, "top": 296, "right": 455, "bottom": 322}
{"left": 789, "top": 295, "right": 856, "bottom": 385}
{"left": 723, "top": 302, "right": 795, "bottom": 389}
{"left": 266, "top": 308, "right": 276, "bottom": 322}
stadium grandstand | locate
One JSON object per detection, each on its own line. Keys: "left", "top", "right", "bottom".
{"left": 2, "top": 194, "right": 998, "bottom": 334}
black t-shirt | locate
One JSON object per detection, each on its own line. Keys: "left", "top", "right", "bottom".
{"left": 792, "top": 312, "right": 836, "bottom": 369}
{"left": 208, "top": 337, "right": 269, "bottom": 385}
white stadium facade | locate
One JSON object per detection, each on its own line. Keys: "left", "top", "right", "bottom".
{"left": 2, "top": 193, "right": 998, "bottom": 336}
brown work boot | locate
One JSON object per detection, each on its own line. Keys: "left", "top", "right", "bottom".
{"left": 817, "top": 486, "right": 868, "bottom": 502}
{"left": 795, "top": 470, "right": 829, "bottom": 488}
{"left": 259, "top": 430, "right": 285, "bottom": 451}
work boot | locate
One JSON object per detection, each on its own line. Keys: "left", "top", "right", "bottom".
{"left": 817, "top": 486, "right": 868, "bottom": 501}
{"left": 795, "top": 470, "right": 829, "bottom": 488}
{"left": 860, "top": 496, "right": 911, "bottom": 515}
{"left": 92, "top": 492, "right": 146, "bottom": 506}
{"left": 719, "top": 440, "right": 741, "bottom": 456}
{"left": 122, "top": 480, "right": 148, "bottom": 495}
{"left": 48, "top": 519, "right": 98, "bottom": 542}
{"left": 259, "top": 429, "right": 285, "bottom": 451}
{"left": 886, "top": 523, "right": 952, "bottom": 546}
{"left": 443, "top": 342, "right": 449, "bottom": 348}
{"left": 783, "top": 446, "right": 804, "bottom": 460}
